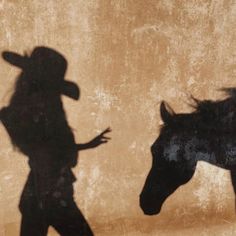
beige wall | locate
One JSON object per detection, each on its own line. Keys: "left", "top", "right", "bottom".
{"left": 0, "top": 0, "right": 236, "bottom": 235}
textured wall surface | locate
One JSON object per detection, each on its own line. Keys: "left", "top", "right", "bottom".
{"left": 0, "top": 0, "right": 236, "bottom": 235}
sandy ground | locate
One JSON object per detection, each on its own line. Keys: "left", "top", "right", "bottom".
{"left": 2, "top": 212, "right": 236, "bottom": 236}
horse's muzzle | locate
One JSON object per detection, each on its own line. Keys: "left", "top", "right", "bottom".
{"left": 139, "top": 193, "right": 162, "bottom": 215}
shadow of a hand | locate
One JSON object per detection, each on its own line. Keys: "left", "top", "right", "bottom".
{"left": 87, "top": 127, "right": 111, "bottom": 148}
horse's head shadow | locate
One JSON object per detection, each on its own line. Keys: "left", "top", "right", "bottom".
{"left": 140, "top": 90, "right": 236, "bottom": 215}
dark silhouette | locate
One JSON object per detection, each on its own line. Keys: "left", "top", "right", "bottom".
{"left": 140, "top": 89, "right": 236, "bottom": 215}
{"left": 0, "top": 47, "right": 111, "bottom": 235}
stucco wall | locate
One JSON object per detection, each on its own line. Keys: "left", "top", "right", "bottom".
{"left": 0, "top": 1, "right": 236, "bottom": 235}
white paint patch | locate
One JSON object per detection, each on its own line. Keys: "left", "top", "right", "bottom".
{"left": 131, "top": 24, "right": 161, "bottom": 39}
{"left": 87, "top": 166, "right": 101, "bottom": 197}
{"left": 157, "top": 0, "right": 174, "bottom": 15}
{"left": 89, "top": 87, "right": 118, "bottom": 111}
{"left": 163, "top": 136, "right": 181, "bottom": 161}
{"left": 129, "top": 141, "right": 136, "bottom": 154}
{"left": 4, "top": 175, "right": 13, "bottom": 180}
{"left": 137, "top": 81, "right": 162, "bottom": 130}
{"left": 193, "top": 162, "right": 229, "bottom": 212}
{"left": 187, "top": 76, "right": 196, "bottom": 86}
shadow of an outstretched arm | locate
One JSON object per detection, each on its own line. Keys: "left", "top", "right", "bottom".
{"left": 77, "top": 127, "right": 111, "bottom": 151}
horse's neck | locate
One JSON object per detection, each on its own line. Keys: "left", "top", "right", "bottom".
{"left": 181, "top": 136, "right": 236, "bottom": 167}
{"left": 184, "top": 136, "right": 217, "bottom": 164}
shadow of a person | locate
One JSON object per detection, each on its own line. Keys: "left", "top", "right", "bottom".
{"left": 0, "top": 47, "right": 111, "bottom": 236}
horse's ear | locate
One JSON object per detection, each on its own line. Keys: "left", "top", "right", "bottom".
{"left": 160, "top": 101, "right": 175, "bottom": 123}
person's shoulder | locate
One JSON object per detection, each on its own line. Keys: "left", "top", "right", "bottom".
{"left": 0, "top": 106, "right": 9, "bottom": 115}
{"left": 0, "top": 106, "right": 6, "bottom": 118}
{"left": 0, "top": 106, "right": 11, "bottom": 124}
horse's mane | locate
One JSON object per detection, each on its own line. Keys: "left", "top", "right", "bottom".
{"left": 160, "top": 88, "right": 236, "bottom": 133}
{"left": 192, "top": 88, "right": 236, "bottom": 113}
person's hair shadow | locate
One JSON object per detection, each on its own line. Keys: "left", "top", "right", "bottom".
{"left": 0, "top": 46, "right": 111, "bottom": 236}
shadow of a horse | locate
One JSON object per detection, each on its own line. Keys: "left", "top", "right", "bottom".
{"left": 140, "top": 88, "right": 236, "bottom": 215}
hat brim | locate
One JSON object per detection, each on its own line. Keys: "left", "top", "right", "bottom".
{"left": 2, "top": 51, "right": 80, "bottom": 100}
{"left": 2, "top": 51, "right": 28, "bottom": 68}
{"left": 62, "top": 81, "right": 80, "bottom": 100}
